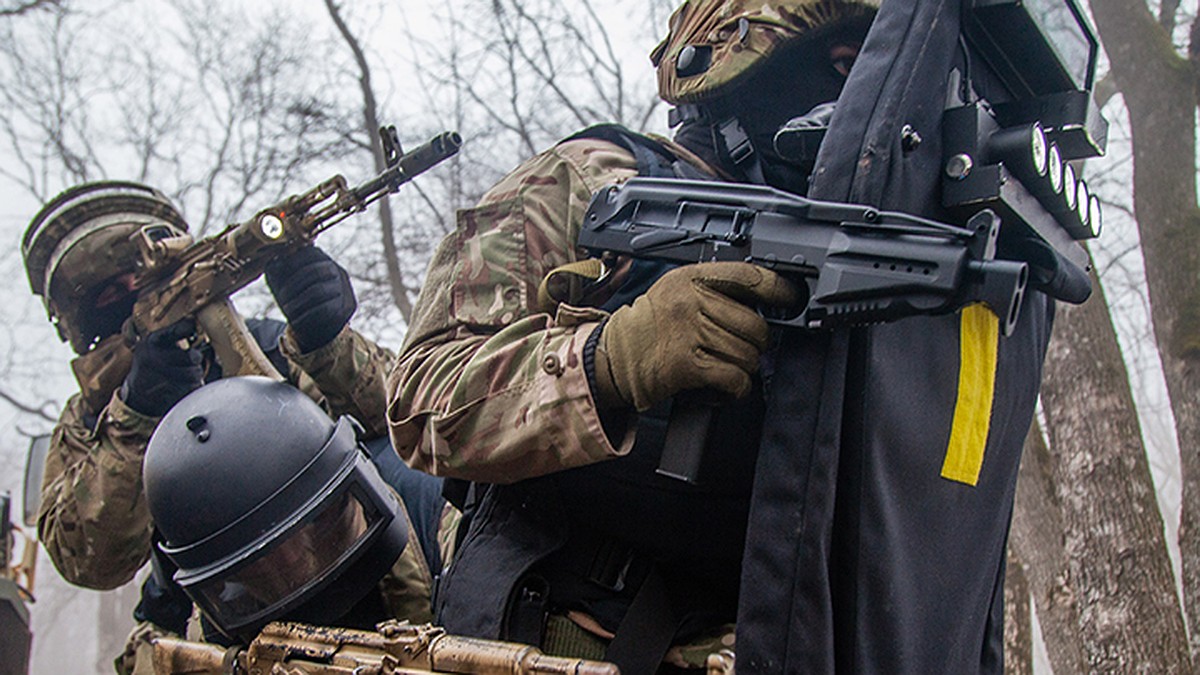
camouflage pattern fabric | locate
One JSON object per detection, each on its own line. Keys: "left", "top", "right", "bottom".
{"left": 377, "top": 496, "right": 438, "bottom": 625}
{"left": 388, "top": 132, "right": 742, "bottom": 666}
{"left": 388, "top": 137, "right": 689, "bottom": 483}
{"left": 39, "top": 390, "right": 160, "bottom": 589}
{"left": 281, "top": 325, "right": 396, "bottom": 439}
{"left": 650, "top": 0, "right": 879, "bottom": 104}
{"left": 71, "top": 334, "right": 135, "bottom": 414}
{"left": 38, "top": 325, "right": 396, "bottom": 590}
{"left": 435, "top": 501, "right": 462, "bottom": 573}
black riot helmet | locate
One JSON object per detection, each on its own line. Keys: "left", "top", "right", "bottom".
{"left": 143, "top": 376, "right": 408, "bottom": 643}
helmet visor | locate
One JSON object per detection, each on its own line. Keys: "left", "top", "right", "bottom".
{"left": 189, "top": 485, "right": 383, "bottom": 631}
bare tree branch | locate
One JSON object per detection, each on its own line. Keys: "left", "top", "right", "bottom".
{"left": 1190, "top": 14, "right": 1200, "bottom": 109}
{"left": 1160, "top": 0, "right": 1182, "bottom": 34}
{"left": 323, "top": 0, "right": 414, "bottom": 322}
{"left": 0, "top": 0, "right": 61, "bottom": 18}
{"left": 0, "top": 387, "right": 57, "bottom": 423}
{"left": 1093, "top": 72, "right": 1119, "bottom": 109}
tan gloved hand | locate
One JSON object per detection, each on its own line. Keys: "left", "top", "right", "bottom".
{"left": 592, "top": 261, "right": 801, "bottom": 412}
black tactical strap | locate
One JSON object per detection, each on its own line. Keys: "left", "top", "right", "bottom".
{"left": 603, "top": 567, "right": 679, "bottom": 675}
{"left": 504, "top": 574, "right": 551, "bottom": 648}
{"left": 564, "top": 123, "right": 711, "bottom": 181}
{"left": 715, "top": 116, "right": 767, "bottom": 185}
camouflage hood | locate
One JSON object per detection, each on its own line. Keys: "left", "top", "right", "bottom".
{"left": 651, "top": 0, "right": 881, "bottom": 104}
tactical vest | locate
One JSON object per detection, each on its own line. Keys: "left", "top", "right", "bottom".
{"left": 434, "top": 125, "right": 760, "bottom": 673}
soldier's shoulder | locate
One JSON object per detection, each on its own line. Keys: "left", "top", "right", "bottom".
{"left": 481, "top": 133, "right": 637, "bottom": 205}
{"left": 552, "top": 128, "right": 639, "bottom": 170}
{"left": 556, "top": 125, "right": 718, "bottom": 180}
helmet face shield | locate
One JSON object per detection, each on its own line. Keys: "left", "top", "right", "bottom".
{"left": 185, "top": 480, "right": 388, "bottom": 636}
{"left": 144, "top": 378, "right": 410, "bottom": 644}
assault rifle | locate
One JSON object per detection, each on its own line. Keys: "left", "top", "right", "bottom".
{"left": 580, "top": 177, "right": 1030, "bottom": 335}
{"left": 149, "top": 620, "right": 618, "bottom": 675}
{"left": 127, "top": 128, "right": 461, "bottom": 379}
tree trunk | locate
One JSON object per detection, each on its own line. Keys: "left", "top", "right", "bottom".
{"left": 324, "top": 0, "right": 414, "bottom": 323}
{"left": 1088, "top": 1, "right": 1200, "bottom": 660}
{"left": 1010, "top": 424, "right": 1088, "bottom": 674}
{"left": 1003, "top": 548, "right": 1032, "bottom": 675}
{"left": 1039, "top": 268, "right": 1191, "bottom": 671}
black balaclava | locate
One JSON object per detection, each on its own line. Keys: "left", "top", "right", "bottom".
{"left": 73, "top": 278, "right": 139, "bottom": 350}
{"left": 672, "top": 16, "right": 873, "bottom": 195}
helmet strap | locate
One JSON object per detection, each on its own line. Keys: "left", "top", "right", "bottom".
{"left": 713, "top": 116, "right": 767, "bottom": 184}
{"left": 670, "top": 104, "right": 768, "bottom": 184}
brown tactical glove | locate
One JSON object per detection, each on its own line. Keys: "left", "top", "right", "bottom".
{"left": 592, "top": 261, "right": 801, "bottom": 412}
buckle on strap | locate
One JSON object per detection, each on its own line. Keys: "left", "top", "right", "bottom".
{"left": 717, "top": 117, "right": 755, "bottom": 167}
{"left": 586, "top": 539, "right": 635, "bottom": 593}
{"left": 668, "top": 104, "right": 708, "bottom": 128}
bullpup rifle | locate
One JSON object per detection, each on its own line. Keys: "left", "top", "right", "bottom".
{"left": 150, "top": 620, "right": 619, "bottom": 675}
{"left": 578, "top": 177, "right": 1065, "bottom": 483}
{"left": 580, "top": 177, "right": 1030, "bottom": 337}
{"left": 600, "top": 0, "right": 1105, "bottom": 345}
{"left": 127, "top": 128, "right": 462, "bottom": 379}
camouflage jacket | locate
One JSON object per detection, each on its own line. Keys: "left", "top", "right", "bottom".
{"left": 387, "top": 135, "right": 714, "bottom": 484}
{"left": 38, "top": 324, "right": 395, "bottom": 590}
{"left": 387, "top": 134, "right": 737, "bottom": 668}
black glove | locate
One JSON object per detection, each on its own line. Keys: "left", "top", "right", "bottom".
{"left": 265, "top": 245, "right": 357, "bottom": 353}
{"left": 121, "top": 319, "right": 204, "bottom": 417}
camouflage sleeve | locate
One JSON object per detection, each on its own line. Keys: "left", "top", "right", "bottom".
{"left": 387, "top": 139, "right": 641, "bottom": 484}
{"left": 377, "top": 491, "right": 435, "bottom": 624}
{"left": 37, "top": 391, "right": 159, "bottom": 589}
{"left": 281, "top": 325, "right": 396, "bottom": 439}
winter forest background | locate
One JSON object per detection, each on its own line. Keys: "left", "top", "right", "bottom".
{"left": 0, "top": 0, "right": 1197, "bottom": 672}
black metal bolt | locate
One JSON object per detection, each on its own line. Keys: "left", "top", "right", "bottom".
{"left": 945, "top": 153, "right": 974, "bottom": 180}
{"left": 186, "top": 415, "right": 210, "bottom": 443}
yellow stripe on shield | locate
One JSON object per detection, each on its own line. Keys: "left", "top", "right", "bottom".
{"left": 941, "top": 303, "right": 1000, "bottom": 486}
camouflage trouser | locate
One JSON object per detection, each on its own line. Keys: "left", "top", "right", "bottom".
{"left": 664, "top": 622, "right": 736, "bottom": 672}
{"left": 115, "top": 621, "right": 173, "bottom": 675}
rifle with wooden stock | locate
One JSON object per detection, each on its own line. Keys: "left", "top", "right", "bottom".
{"left": 126, "top": 127, "right": 461, "bottom": 379}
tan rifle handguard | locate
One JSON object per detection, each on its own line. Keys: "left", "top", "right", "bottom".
{"left": 195, "top": 300, "right": 284, "bottom": 381}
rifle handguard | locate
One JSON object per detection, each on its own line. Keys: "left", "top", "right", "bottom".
{"left": 127, "top": 127, "right": 459, "bottom": 382}
{"left": 195, "top": 301, "right": 284, "bottom": 381}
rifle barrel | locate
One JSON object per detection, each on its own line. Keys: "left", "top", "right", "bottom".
{"left": 353, "top": 131, "right": 462, "bottom": 202}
